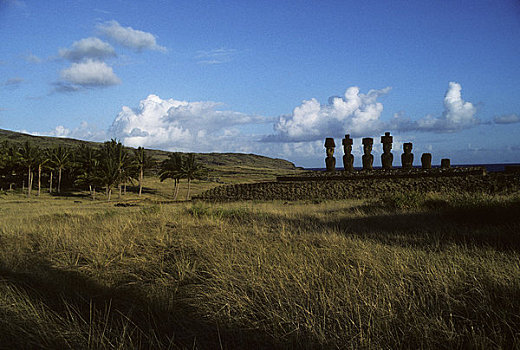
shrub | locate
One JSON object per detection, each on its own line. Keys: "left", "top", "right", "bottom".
{"left": 379, "top": 191, "right": 424, "bottom": 210}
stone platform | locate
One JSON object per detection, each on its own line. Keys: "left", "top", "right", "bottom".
{"left": 276, "top": 167, "right": 486, "bottom": 182}
{"left": 196, "top": 170, "right": 519, "bottom": 202}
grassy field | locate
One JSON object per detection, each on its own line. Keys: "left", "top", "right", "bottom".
{"left": 0, "top": 178, "right": 519, "bottom": 349}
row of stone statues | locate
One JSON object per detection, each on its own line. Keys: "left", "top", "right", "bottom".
{"left": 325, "top": 132, "right": 451, "bottom": 172}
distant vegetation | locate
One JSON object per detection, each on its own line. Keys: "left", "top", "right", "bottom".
{"left": 0, "top": 128, "right": 302, "bottom": 200}
{"left": 0, "top": 138, "right": 213, "bottom": 200}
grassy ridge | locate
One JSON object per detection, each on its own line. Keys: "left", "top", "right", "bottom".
{"left": 0, "top": 128, "right": 299, "bottom": 175}
{"left": 1, "top": 190, "right": 519, "bottom": 348}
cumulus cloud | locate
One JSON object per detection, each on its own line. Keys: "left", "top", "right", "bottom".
{"left": 59, "top": 37, "right": 116, "bottom": 62}
{"left": 263, "top": 86, "right": 390, "bottom": 142}
{"left": 263, "top": 82, "right": 479, "bottom": 144}
{"left": 96, "top": 20, "right": 166, "bottom": 52}
{"left": 59, "top": 59, "right": 121, "bottom": 88}
{"left": 109, "top": 94, "right": 270, "bottom": 152}
{"left": 493, "top": 114, "right": 520, "bottom": 124}
{"left": 391, "top": 82, "right": 478, "bottom": 133}
{"left": 422, "top": 82, "right": 478, "bottom": 131}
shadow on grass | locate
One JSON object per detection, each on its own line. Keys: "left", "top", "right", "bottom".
{"left": 0, "top": 259, "right": 282, "bottom": 349}
{"left": 327, "top": 205, "right": 520, "bottom": 251}
{"left": 231, "top": 199, "right": 520, "bottom": 252}
{"left": 50, "top": 185, "right": 159, "bottom": 199}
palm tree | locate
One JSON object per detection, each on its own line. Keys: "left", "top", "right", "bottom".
{"left": 74, "top": 144, "right": 99, "bottom": 199}
{"left": 133, "top": 146, "right": 154, "bottom": 196}
{"left": 17, "top": 141, "right": 39, "bottom": 197}
{"left": 97, "top": 139, "right": 126, "bottom": 201}
{"left": 36, "top": 148, "right": 51, "bottom": 196}
{"left": 44, "top": 148, "right": 55, "bottom": 194}
{"left": 0, "top": 141, "right": 16, "bottom": 190}
{"left": 159, "top": 153, "right": 183, "bottom": 200}
{"left": 96, "top": 155, "right": 119, "bottom": 202}
{"left": 114, "top": 142, "right": 133, "bottom": 198}
{"left": 50, "top": 146, "right": 71, "bottom": 194}
{"left": 180, "top": 153, "right": 206, "bottom": 200}
{"left": 121, "top": 153, "right": 135, "bottom": 196}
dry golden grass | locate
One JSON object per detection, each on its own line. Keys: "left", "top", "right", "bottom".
{"left": 0, "top": 187, "right": 519, "bottom": 348}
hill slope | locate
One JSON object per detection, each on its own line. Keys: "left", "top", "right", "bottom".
{"left": 0, "top": 128, "right": 300, "bottom": 178}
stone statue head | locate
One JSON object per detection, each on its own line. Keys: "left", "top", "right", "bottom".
{"left": 342, "top": 134, "right": 353, "bottom": 154}
{"left": 403, "top": 143, "right": 413, "bottom": 154}
{"left": 362, "top": 137, "right": 373, "bottom": 155}
{"left": 325, "top": 138, "right": 335, "bottom": 148}
{"left": 381, "top": 132, "right": 393, "bottom": 153}
{"left": 421, "top": 153, "right": 432, "bottom": 169}
{"left": 325, "top": 137, "right": 335, "bottom": 157}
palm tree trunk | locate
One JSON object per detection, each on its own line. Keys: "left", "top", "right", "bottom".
{"left": 108, "top": 189, "right": 112, "bottom": 202}
{"left": 27, "top": 167, "right": 31, "bottom": 198}
{"left": 186, "top": 178, "right": 191, "bottom": 200}
{"left": 58, "top": 167, "right": 62, "bottom": 193}
{"left": 118, "top": 168, "right": 122, "bottom": 199}
{"left": 173, "top": 179, "right": 179, "bottom": 200}
{"left": 49, "top": 172, "right": 53, "bottom": 193}
{"left": 139, "top": 167, "right": 143, "bottom": 196}
{"left": 124, "top": 183, "right": 127, "bottom": 195}
{"left": 38, "top": 164, "right": 41, "bottom": 196}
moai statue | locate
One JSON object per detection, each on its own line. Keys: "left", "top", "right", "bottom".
{"left": 421, "top": 153, "right": 432, "bottom": 169}
{"left": 401, "top": 143, "right": 414, "bottom": 169}
{"left": 380, "top": 132, "right": 393, "bottom": 170}
{"left": 342, "top": 134, "right": 354, "bottom": 172}
{"left": 362, "top": 137, "right": 374, "bottom": 170}
{"left": 324, "top": 137, "right": 336, "bottom": 172}
{"left": 441, "top": 158, "right": 451, "bottom": 169}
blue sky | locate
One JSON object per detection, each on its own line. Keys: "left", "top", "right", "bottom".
{"left": 1, "top": 0, "right": 519, "bottom": 167}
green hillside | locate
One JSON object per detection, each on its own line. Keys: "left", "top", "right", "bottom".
{"left": 0, "top": 128, "right": 300, "bottom": 178}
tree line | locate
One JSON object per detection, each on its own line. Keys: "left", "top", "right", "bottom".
{"left": 0, "top": 139, "right": 206, "bottom": 200}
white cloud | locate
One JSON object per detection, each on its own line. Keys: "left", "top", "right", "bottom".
{"left": 59, "top": 37, "right": 116, "bottom": 62}
{"left": 26, "top": 122, "right": 106, "bottom": 142}
{"left": 264, "top": 86, "right": 391, "bottom": 142}
{"left": 59, "top": 59, "right": 121, "bottom": 88}
{"left": 196, "top": 48, "right": 238, "bottom": 65}
{"left": 24, "top": 53, "right": 41, "bottom": 63}
{"left": 96, "top": 20, "right": 166, "bottom": 52}
{"left": 109, "top": 94, "right": 270, "bottom": 152}
{"left": 493, "top": 114, "right": 520, "bottom": 124}
{"left": 392, "top": 82, "right": 478, "bottom": 133}
{"left": 433, "top": 82, "right": 478, "bottom": 131}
